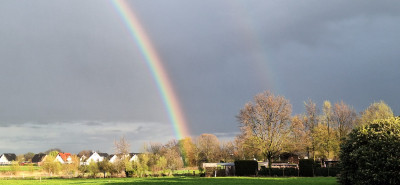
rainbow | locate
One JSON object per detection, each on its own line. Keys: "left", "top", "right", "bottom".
{"left": 111, "top": 0, "right": 190, "bottom": 140}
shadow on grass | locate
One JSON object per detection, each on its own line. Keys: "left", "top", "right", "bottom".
{"left": 88, "top": 177, "right": 338, "bottom": 185}
{"left": 0, "top": 177, "right": 338, "bottom": 185}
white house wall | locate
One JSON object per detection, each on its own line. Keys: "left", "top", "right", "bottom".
{"left": 0, "top": 155, "right": 10, "bottom": 165}
{"left": 85, "top": 152, "right": 104, "bottom": 164}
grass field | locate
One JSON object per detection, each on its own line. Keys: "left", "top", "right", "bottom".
{"left": 0, "top": 166, "right": 41, "bottom": 172}
{"left": 0, "top": 177, "right": 338, "bottom": 185}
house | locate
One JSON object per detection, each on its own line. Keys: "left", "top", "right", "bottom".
{"left": 55, "top": 153, "right": 72, "bottom": 164}
{"left": 0, "top": 153, "right": 16, "bottom": 165}
{"left": 128, "top": 153, "right": 140, "bottom": 162}
{"left": 32, "top": 153, "right": 47, "bottom": 166}
{"left": 79, "top": 154, "right": 88, "bottom": 166}
{"left": 108, "top": 154, "right": 118, "bottom": 163}
{"left": 83, "top": 152, "right": 109, "bottom": 165}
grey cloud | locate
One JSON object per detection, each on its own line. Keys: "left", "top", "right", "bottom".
{"left": 0, "top": 0, "right": 399, "bottom": 153}
{"left": 0, "top": 121, "right": 175, "bottom": 154}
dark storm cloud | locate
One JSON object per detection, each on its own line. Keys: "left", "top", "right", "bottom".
{"left": 0, "top": 1, "right": 168, "bottom": 125}
{"left": 0, "top": 0, "right": 399, "bottom": 153}
{"left": 129, "top": 0, "right": 400, "bottom": 134}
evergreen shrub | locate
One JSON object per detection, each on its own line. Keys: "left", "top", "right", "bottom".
{"left": 340, "top": 117, "right": 400, "bottom": 185}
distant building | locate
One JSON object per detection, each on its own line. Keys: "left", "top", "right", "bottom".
{"left": 55, "top": 153, "right": 72, "bottom": 164}
{"left": 0, "top": 153, "right": 16, "bottom": 165}
{"left": 82, "top": 152, "right": 109, "bottom": 165}
{"left": 31, "top": 153, "right": 47, "bottom": 166}
{"left": 108, "top": 154, "right": 118, "bottom": 163}
{"left": 128, "top": 153, "right": 140, "bottom": 162}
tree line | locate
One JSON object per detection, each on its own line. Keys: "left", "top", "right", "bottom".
{"left": 8, "top": 91, "right": 395, "bottom": 177}
{"left": 116, "top": 91, "right": 394, "bottom": 176}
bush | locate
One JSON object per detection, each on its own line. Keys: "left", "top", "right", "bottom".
{"left": 204, "top": 167, "right": 225, "bottom": 177}
{"left": 125, "top": 170, "right": 134, "bottom": 177}
{"left": 340, "top": 117, "right": 400, "bottom": 185}
{"left": 234, "top": 160, "right": 258, "bottom": 176}
{"left": 259, "top": 167, "right": 299, "bottom": 176}
{"left": 314, "top": 167, "right": 339, "bottom": 177}
{"left": 299, "top": 159, "right": 314, "bottom": 177}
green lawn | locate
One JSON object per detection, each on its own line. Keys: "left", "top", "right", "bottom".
{"left": 0, "top": 177, "right": 338, "bottom": 185}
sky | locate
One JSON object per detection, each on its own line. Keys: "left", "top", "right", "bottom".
{"left": 1, "top": 0, "right": 400, "bottom": 154}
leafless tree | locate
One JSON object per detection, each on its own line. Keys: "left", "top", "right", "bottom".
{"left": 333, "top": 101, "right": 357, "bottom": 139}
{"left": 304, "top": 99, "right": 319, "bottom": 160}
{"left": 195, "top": 133, "right": 220, "bottom": 163}
{"left": 114, "top": 136, "right": 130, "bottom": 156}
{"left": 237, "top": 91, "right": 292, "bottom": 169}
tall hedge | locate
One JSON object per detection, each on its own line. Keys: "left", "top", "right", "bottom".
{"left": 234, "top": 160, "right": 258, "bottom": 176}
{"left": 339, "top": 117, "right": 400, "bottom": 185}
{"left": 299, "top": 159, "right": 314, "bottom": 177}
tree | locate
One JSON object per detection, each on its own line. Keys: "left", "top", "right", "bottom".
{"left": 358, "top": 100, "right": 394, "bottom": 126}
{"left": 24, "top": 152, "right": 35, "bottom": 162}
{"left": 10, "top": 161, "right": 20, "bottom": 175}
{"left": 88, "top": 161, "right": 100, "bottom": 178}
{"left": 114, "top": 136, "right": 130, "bottom": 156}
{"left": 333, "top": 101, "right": 357, "bottom": 139}
{"left": 196, "top": 133, "right": 220, "bottom": 163}
{"left": 340, "top": 117, "right": 400, "bottom": 185}
{"left": 237, "top": 91, "right": 292, "bottom": 170}
{"left": 285, "top": 115, "right": 308, "bottom": 156}
{"left": 304, "top": 99, "right": 319, "bottom": 160}
{"left": 98, "top": 159, "right": 112, "bottom": 178}
{"left": 78, "top": 165, "right": 89, "bottom": 177}
{"left": 178, "top": 137, "right": 197, "bottom": 167}
{"left": 163, "top": 141, "right": 184, "bottom": 171}
{"left": 156, "top": 156, "right": 167, "bottom": 175}
{"left": 62, "top": 155, "right": 80, "bottom": 177}
{"left": 322, "top": 101, "right": 334, "bottom": 159}
{"left": 17, "top": 154, "right": 25, "bottom": 163}
{"left": 42, "top": 155, "right": 61, "bottom": 176}
{"left": 114, "top": 136, "right": 131, "bottom": 174}
{"left": 45, "top": 148, "right": 63, "bottom": 154}
{"left": 220, "top": 141, "right": 235, "bottom": 163}
{"left": 78, "top": 150, "right": 91, "bottom": 158}
{"left": 233, "top": 134, "right": 263, "bottom": 161}
{"left": 48, "top": 150, "right": 60, "bottom": 157}
{"left": 132, "top": 154, "right": 149, "bottom": 177}
{"left": 312, "top": 123, "right": 339, "bottom": 159}
{"left": 111, "top": 158, "right": 125, "bottom": 176}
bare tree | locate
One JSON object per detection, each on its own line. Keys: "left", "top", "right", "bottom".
{"left": 195, "top": 133, "right": 220, "bottom": 163}
{"left": 220, "top": 141, "right": 235, "bottom": 162}
{"left": 114, "top": 136, "right": 130, "bottom": 157}
{"left": 285, "top": 115, "right": 308, "bottom": 156}
{"left": 78, "top": 150, "right": 92, "bottom": 157}
{"left": 237, "top": 91, "right": 292, "bottom": 170}
{"left": 304, "top": 99, "right": 319, "bottom": 160}
{"left": 333, "top": 101, "right": 357, "bottom": 139}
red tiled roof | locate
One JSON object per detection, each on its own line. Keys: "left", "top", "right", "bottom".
{"left": 58, "top": 153, "right": 71, "bottom": 162}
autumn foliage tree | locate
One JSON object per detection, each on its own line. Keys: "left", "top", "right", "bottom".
{"left": 358, "top": 100, "right": 394, "bottom": 126}
{"left": 285, "top": 115, "right": 308, "bottom": 156}
{"left": 237, "top": 91, "right": 292, "bottom": 170}
{"left": 195, "top": 133, "right": 221, "bottom": 163}
{"left": 178, "top": 137, "right": 197, "bottom": 167}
